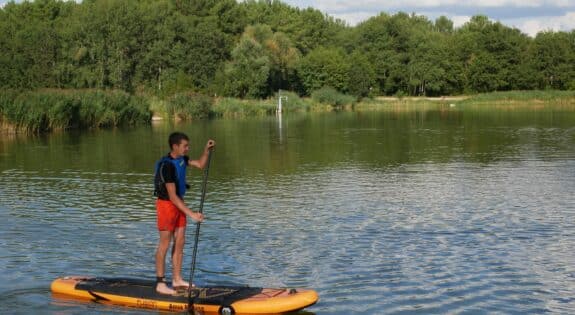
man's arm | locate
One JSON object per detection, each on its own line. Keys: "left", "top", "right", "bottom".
{"left": 166, "top": 183, "right": 204, "bottom": 222}
{"left": 189, "top": 139, "right": 215, "bottom": 169}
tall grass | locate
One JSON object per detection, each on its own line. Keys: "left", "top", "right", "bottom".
{"left": 461, "top": 90, "right": 575, "bottom": 104}
{"left": 311, "top": 86, "right": 356, "bottom": 109}
{"left": 0, "top": 90, "right": 20, "bottom": 132}
{"left": 161, "top": 91, "right": 316, "bottom": 119}
{"left": 212, "top": 98, "right": 276, "bottom": 118}
{"left": 166, "top": 93, "right": 213, "bottom": 120}
{"left": 0, "top": 89, "right": 151, "bottom": 133}
{"left": 273, "top": 91, "right": 311, "bottom": 112}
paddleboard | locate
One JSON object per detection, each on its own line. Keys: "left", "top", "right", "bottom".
{"left": 51, "top": 276, "right": 318, "bottom": 314}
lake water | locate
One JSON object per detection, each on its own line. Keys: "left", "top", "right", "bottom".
{"left": 0, "top": 105, "right": 574, "bottom": 314}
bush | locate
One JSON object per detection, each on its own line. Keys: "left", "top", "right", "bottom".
{"left": 166, "top": 93, "right": 213, "bottom": 120}
{"left": 212, "top": 98, "right": 275, "bottom": 118}
{"left": 311, "top": 86, "right": 356, "bottom": 108}
{"left": 394, "top": 90, "right": 407, "bottom": 99}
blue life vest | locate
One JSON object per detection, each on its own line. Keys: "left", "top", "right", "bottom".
{"left": 154, "top": 155, "right": 188, "bottom": 198}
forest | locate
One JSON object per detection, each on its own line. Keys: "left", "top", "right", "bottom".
{"left": 1, "top": 0, "right": 574, "bottom": 100}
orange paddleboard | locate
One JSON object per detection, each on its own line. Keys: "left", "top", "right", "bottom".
{"left": 51, "top": 276, "right": 318, "bottom": 314}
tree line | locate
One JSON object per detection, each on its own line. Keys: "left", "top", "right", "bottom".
{"left": 1, "top": 0, "right": 574, "bottom": 99}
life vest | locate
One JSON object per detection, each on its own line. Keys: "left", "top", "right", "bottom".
{"left": 154, "top": 155, "right": 188, "bottom": 199}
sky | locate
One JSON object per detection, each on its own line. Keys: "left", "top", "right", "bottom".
{"left": 282, "top": 0, "right": 575, "bottom": 36}
{"left": 1, "top": 0, "right": 574, "bottom": 37}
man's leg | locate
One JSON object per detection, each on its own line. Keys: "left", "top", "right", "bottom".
{"left": 172, "top": 226, "right": 189, "bottom": 288}
{"left": 156, "top": 230, "right": 175, "bottom": 294}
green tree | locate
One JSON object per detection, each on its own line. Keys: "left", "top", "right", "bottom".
{"left": 217, "top": 24, "right": 300, "bottom": 97}
{"left": 347, "top": 50, "right": 376, "bottom": 97}
{"left": 530, "top": 31, "right": 574, "bottom": 90}
{"left": 1, "top": 0, "right": 574, "bottom": 98}
{"left": 264, "top": 31, "right": 301, "bottom": 93}
{"left": 435, "top": 16, "right": 453, "bottom": 33}
{"left": 221, "top": 30, "right": 270, "bottom": 98}
{"left": 296, "top": 46, "right": 349, "bottom": 95}
{"left": 454, "top": 15, "right": 531, "bottom": 92}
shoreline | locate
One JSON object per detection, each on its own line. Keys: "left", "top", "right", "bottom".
{"left": 1, "top": 90, "right": 575, "bottom": 134}
{"left": 375, "top": 96, "right": 470, "bottom": 102}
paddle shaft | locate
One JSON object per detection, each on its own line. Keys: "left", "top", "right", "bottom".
{"left": 187, "top": 148, "right": 213, "bottom": 308}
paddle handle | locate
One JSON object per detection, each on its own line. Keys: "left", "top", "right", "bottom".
{"left": 188, "top": 148, "right": 213, "bottom": 308}
{"left": 197, "top": 148, "right": 212, "bottom": 214}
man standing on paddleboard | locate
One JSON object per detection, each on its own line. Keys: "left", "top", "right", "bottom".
{"left": 154, "top": 132, "right": 215, "bottom": 295}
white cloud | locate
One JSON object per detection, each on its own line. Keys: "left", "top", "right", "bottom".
{"left": 451, "top": 15, "right": 473, "bottom": 28}
{"left": 297, "top": 0, "right": 575, "bottom": 35}
{"left": 311, "top": 0, "right": 574, "bottom": 11}
{"left": 328, "top": 8, "right": 575, "bottom": 36}
{"left": 505, "top": 11, "right": 575, "bottom": 36}
{"left": 330, "top": 11, "right": 381, "bottom": 26}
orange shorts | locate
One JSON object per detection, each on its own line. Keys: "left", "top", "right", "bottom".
{"left": 156, "top": 199, "right": 187, "bottom": 231}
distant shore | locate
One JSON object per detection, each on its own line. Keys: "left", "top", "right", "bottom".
{"left": 1, "top": 90, "right": 574, "bottom": 133}
{"left": 375, "top": 96, "right": 470, "bottom": 102}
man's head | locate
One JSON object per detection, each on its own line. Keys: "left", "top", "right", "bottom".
{"left": 168, "top": 132, "right": 190, "bottom": 157}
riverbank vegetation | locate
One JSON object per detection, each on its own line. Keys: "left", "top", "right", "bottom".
{"left": 0, "top": 89, "right": 150, "bottom": 132}
{"left": 457, "top": 90, "right": 575, "bottom": 104}
{"left": 0, "top": 0, "right": 574, "bottom": 132}
{"left": 355, "top": 90, "right": 575, "bottom": 110}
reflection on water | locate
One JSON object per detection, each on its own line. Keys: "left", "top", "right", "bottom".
{"left": 0, "top": 105, "right": 574, "bottom": 314}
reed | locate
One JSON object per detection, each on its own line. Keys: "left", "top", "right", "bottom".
{"left": 212, "top": 98, "right": 276, "bottom": 118}
{"left": 0, "top": 89, "right": 150, "bottom": 133}
{"left": 311, "top": 86, "right": 356, "bottom": 109}
{"left": 274, "top": 91, "right": 311, "bottom": 112}
{"left": 461, "top": 90, "right": 575, "bottom": 104}
{"left": 166, "top": 93, "right": 213, "bottom": 120}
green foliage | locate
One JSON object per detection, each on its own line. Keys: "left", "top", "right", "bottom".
{"left": 297, "top": 47, "right": 350, "bottom": 95}
{"left": 0, "top": 0, "right": 574, "bottom": 103}
{"left": 274, "top": 91, "right": 311, "bottom": 112}
{"left": 347, "top": 51, "right": 376, "bottom": 98}
{"left": 435, "top": 16, "right": 453, "bottom": 33}
{"left": 166, "top": 93, "right": 213, "bottom": 120}
{"left": 218, "top": 24, "right": 301, "bottom": 98}
{"left": 529, "top": 31, "right": 575, "bottom": 90}
{"left": 311, "top": 86, "right": 356, "bottom": 108}
{"left": 240, "top": 1, "right": 346, "bottom": 54}
{"left": 0, "top": 90, "right": 20, "bottom": 116}
{"left": 266, "top": 32, "right": 302, "bottom": 94}
{"left": 0, "top": 89, "right": 150, "bottom": 132}
{"left": 221, "top": 28, "right": 270, "bottom": 98}
{"left": 212, "top": 97, "right": 275, "bottom": 118}
{"left": 460, "top": 90, "right": 575, "bottom": 103}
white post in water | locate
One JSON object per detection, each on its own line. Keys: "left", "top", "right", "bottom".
{"left": 278, "top": 90, "right": 288, "bottom": 114}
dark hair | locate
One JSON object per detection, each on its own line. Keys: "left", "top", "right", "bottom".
{"left": 168, "top": 132, "right": 189, "bottom": 149}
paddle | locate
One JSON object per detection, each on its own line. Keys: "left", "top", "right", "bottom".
{"left": 187, "top": 147, "right": 213, "bottom": 311}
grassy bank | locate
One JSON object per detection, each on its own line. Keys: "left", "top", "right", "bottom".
{"left": 2, "top": 89, "right": 573, "bottom": 133}
{"left": 458, "top": 90, "right": 575, "bottom": 105}
{"left": 0, "top": 89, "right": 151, "bottom": 133}
{"left": 152, "top": 89, "right": 348, "bottom": 120}
{"left": 0, "top": 88, "right": 350, "bottom": 132}
{"left": 356, "top": 90, "right": 575, "bottom": 111}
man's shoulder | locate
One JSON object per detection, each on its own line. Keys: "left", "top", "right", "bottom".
{"left": 159, "top": 158, "right": 176, "bottom": 172}
{"left": 159, "top": 154, "right": 188, "bottom": 168}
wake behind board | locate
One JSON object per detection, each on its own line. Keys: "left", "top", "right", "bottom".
{"left": 51, "top": 276, "right": 318, "bottom": 314}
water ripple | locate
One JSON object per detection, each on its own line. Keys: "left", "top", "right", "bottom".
{"left": 1, "top": 120, "right": 574, "bottom": 314}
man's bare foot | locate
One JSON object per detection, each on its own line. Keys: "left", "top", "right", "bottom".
{"left": 172, "top": 279, "right": 192, "bottom": 289}
{"left": 156, "top": 282, "right": 176, "bottom": 295}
